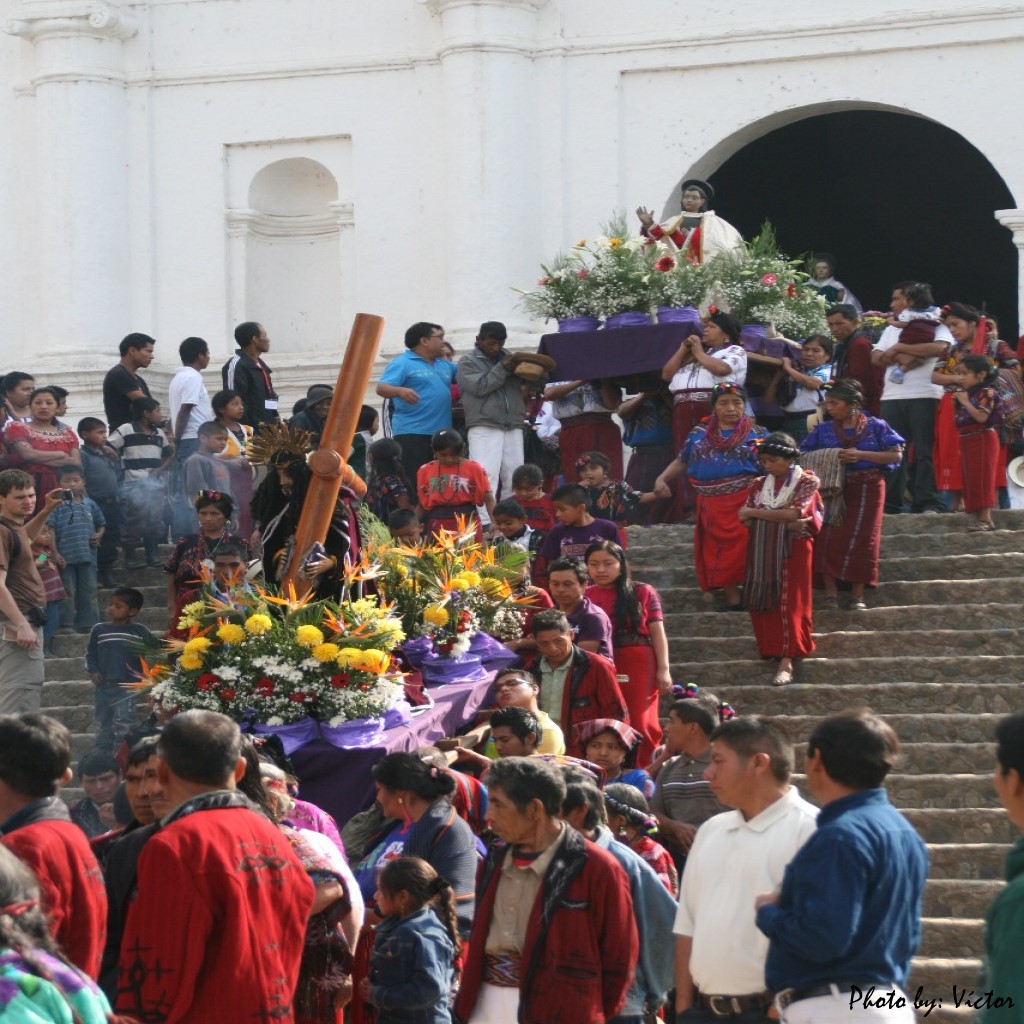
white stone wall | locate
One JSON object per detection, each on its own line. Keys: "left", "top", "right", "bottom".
{"left": 2, "top": 0, "right": 1021, "bottom": 418}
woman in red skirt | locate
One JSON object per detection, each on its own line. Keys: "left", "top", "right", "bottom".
{"left": 543, "top": 379, "right": 623, "bottom": 483}
{"left": 584, "top": 539, "right": 671, "bottom": 763}
{"left": 661, "top": 308, "right": 747, "bottom": 521}
{"left": 954, "top": 354, "right": 1002, "bottom": 531}
{"left": 740, "top": 433, "right": 822, "bottom": 687}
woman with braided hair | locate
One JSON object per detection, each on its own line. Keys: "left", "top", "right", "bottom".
{"left": 740, "top": 432, "right": 822, "bottom": 686}
{"left": 0, "top": 844, "right": 117, "bottom": 1022}
{"left": 603, "top": 783, "right": 678, "bottom": 897}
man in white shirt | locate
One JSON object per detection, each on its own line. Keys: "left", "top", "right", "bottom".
{"left": 168, "top": 337, "right": 213, "bottom": 535}
{"left": 871, "top": 281, "right": 952, "bottom": 514}
{"left": 674, "top": 717, "right": 817, "bottom": 1021}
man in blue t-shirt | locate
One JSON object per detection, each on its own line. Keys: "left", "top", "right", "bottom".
{"left": 376, "top": 322, "right": 456, "bottom": 484}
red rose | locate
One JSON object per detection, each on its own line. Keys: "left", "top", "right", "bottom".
{"left": 218, "top": 688, "right": 236, "bottom": 701}
{"left": 197, "top": 673, "right": 220, "bottom": 691}
{"left": 761, "top": 273, "right": 778, "bottom": 286}
{"left": 576, "top": 269, "right": 589, "bottom": 280}
{"left": 537, "top": 276, "right": 550, "bottom": 286}
{"left": 787, "top": 283, "right": 797, "bottom": 298}
{"left": 459, "top": 610, "right": 472, "bottom": 623}
{"left": 330, "top": 673, "right": 350, "bottom": 689}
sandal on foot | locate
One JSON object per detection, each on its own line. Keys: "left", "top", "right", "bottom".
{"left": 771, "top": 670, "right": 794, "bottom": 687}
{"left": 967, "top": 521, "right": 993, "bottom": 532}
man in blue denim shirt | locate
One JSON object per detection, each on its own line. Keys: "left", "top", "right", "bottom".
{"left": 755, "top": 710, "right": 928, "bottom": 1023}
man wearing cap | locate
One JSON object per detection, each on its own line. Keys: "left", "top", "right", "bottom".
{"left": 377, "top": 322, "right": 456, "bottom": 484}
{"left": 290, "top": 384, "right": 333, "bottom": 446}
{"left": 636, "top": 179, "right": 743, "bottom": 264}
{"left": 457, "top": 322, "right": 546, "bottom": 505}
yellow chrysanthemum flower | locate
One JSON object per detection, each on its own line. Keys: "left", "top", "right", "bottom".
{"left": 295, "top": 625, "right": 325, "bottom": 648}
{"left": 336, "top": 647, "right": 363, "bottom": 669}
{"left": 456, "top": 571, "right": 481, "bottom": 587}
{"left": 179, "top": 652, "right": 204, "bottom": 671}
{"left": 609, "top": 237, "right": 622, "bottom": 249}
{"left": 448, "top": 579, "right": 470, "bottom": 592}
{"left": 351, "top": 649, "right": 390, "bottom": 675}
{"left": 245, "top": 614, "right": 273, "bottom": 635}
{"left": 216, "top": 623, "right": 246, "bottom": 645}
{"left": 183, "top": 636, "right": 213, "bottom": 656}
{"left": 423, "top": 604, "right": 449, "bottom": 627}
{"left": 312, "top": 642, "right": 341, "bottom": 663}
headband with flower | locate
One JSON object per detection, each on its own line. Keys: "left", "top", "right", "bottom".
{"left": 670, "top": 682, "right": 736, "bottom": 723}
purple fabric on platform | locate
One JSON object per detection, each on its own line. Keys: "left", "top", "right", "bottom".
{"left": 401, "top": 636, "right": 434, "bottom": 668}
{"left": 291, "top": 672, "right": 496, "bottom": 826}
{"left": 422, "top": 653, "right": 487, "bottom": 685}
{"left": 657, "top": 305, "right": 701, "bottom": 326}
{"left": 558, "top": 316, "right": 603, "bottom": 333}
{"left": 538, "top": 322, "right": 695, "bottom": 380}
{"left": 253, "top": 716, "right": 319, "bottom": 755}
{"left": 468, "top": 631, "right": 519, "bottom": 670}
{"left": 605, "top": 311, "right": 653, "bottom": 329}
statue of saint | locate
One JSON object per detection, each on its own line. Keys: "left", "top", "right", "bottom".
{"left": 636, "top": 178, "right": 744, "bottom": 264}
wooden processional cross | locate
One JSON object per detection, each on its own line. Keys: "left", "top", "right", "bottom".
{"left": 282, "top": 312, "right": 385, "bottom": 597}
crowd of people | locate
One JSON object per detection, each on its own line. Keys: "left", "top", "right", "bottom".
{"left": 1, "top": 703, "right": 1022, "bottom": 1023}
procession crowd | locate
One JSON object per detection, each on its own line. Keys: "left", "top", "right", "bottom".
{"left": 0, "top": 280, "right": 1022, "bottom": 1023}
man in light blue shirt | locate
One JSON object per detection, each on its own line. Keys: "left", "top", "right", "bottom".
{"left": 376, "top": 322, "right": 456, "bottom": 483}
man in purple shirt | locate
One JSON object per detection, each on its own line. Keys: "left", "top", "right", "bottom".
{"left": 546, "top": 557, "right": 613, "bottom": 658}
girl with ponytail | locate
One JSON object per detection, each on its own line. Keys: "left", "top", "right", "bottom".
{"left": 953, "top": 353, "right": 1002, "bottom": 531}
{"left": 360, "top": 856, "right": 458, "bottom": 1024}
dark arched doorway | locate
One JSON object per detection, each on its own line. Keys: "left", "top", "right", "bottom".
{"left": 681, "top": 110, "right": 1018, "bottom": 337}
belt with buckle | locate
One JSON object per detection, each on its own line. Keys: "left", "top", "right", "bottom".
{"left": 775, "top": 980, "right": 888, "bottom": 1010}
{"left": 697, "top": 992, "right": 773, "bottom": 1016}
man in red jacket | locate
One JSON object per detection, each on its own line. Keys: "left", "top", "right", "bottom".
{"left": 455, "top": 756, "right": 638, "bottom": 1024}
{"left": 0, "top": 713, "right": 108, "bottom": 978}
{"left": 528, "top": 609, "right": 628, "bottom": 757}
{"left": 115, "top": 710, "right": 314, "bottom": 1023}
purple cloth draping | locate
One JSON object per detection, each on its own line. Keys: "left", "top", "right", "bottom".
{"left": 401, "top": 636, "right": 434, "bottom": 668}
{"left": 468, "top": 632, "right": 519, "bottom": 670}
{"left": 421, "top": 653, "right": 487, "bottom": 685}
{"left": 253, "top": 716, "right": 319, "bottom": 755}
{"left": 319, "top": 701, "right": 414, "bottom": 750}
{"left": 291, "top": 672, "right": 497, "bottom": 826}
{"left": 538, "top": 322, "right": 697, "bottom": 380}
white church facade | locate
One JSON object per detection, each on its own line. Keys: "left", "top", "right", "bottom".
{"left": 2, "top": 0, "right": 1022, "bottom": 408}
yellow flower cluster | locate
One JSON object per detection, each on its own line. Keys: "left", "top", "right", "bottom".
{"left": 295, "top": 625, "right": 325, "bottom": 649}
{"left": 216, "top": 623, "right": 246, "bottom": 645}
{"left": 448, "top": 579, "right": 469, "bottom": 592}
{"left": 423, "top": 603, "right": 449, "bottom": 627}
{"left": 455, "top": 570, "right": 481, "bottom": 587}
{"left": 312, "top": 642, "right": 341, "bottom": 664}
{"left": 336, "top": 647, "right": 390, "bottom": 674}
{"left": 180, "top": 635, "right": 212, "bottom": 671}
{"left": 245, "top": 614, "right": 273, "bottom": 635}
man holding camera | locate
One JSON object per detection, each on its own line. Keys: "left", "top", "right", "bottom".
{"left": 0, "top": 470, "right": 65, "bottom": 713}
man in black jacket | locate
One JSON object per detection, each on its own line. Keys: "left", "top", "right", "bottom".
{"left": 222, "top": 321, "right": 279, "bottom": 428}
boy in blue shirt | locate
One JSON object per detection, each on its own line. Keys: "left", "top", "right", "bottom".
{"left": 48, "top": 465, "right": 105, "bottom": 633}
{"left": 85, "top": 586, "right": 155, "bottom": 753}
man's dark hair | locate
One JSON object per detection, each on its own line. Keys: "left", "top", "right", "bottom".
{"left": 530, "top": 608, "right": 571, "bottom": 636}
{"left": 902, "top": 282, "right": 935, "bottom": 309}
{"left": 826, "top": 304, "right": 858, "bottom": 322}
{"left": 234, "top": 322, "right": 262, "bottom": 349}
{"left": 49, "top": 386, "right": 68, "bottom": 403}
{"left": 477, "top": 321, "right": 507, "bottom": 342}
{"left": 490, "top": 706, "right": 542, "bottom": 747}
{"left": 126, "top": 735, "right": 161, "bottom": 769}
{"left": 212, "top": 541, "right": 247, "bottom": 562}
{"left": 511, "top": 464, "right": 544, "bottom": 488}
{"left": 487, "top": 756, "right": 565, "bottom": 817}
{"left": 130, "top": 396, "right": 161, "bottom": 421}
{"left": 357, "top": 405, "right": 378, "bottom": 431}
{"left": 892, "top": 280, "right": 917, "bottom": 298}
{"left": 552, "top": 482, "right": 587, "bottom": 506}
{"left": 404, "top": 322, "right": 442, "bottom": 351}
{"left": 197, "top": 420, "right": 228, "bottom": 439}
{"left": 0, "top": 469, "right": 33, "bottom": 497}
{"left": 388, "top": 508, "right": 419, "bottom": 532}
{"left": 0, "top": 714, "right": 72, "bottom": 797}
{"left": 547, "top": 557, "right": 587, "bottom": 584}
{"left": 560, "top": 768, "right": 605, "bottom": 831}
{"left": 111, "top": 586, "right": 144, "bottom": 611}
{"left": 995, "top": 713, "right": 1024, "bottom": 778}
{"left": 807, "top": 709, "right": 899, "bottom": 789}
{"left": 55, "top": 465, "right": 84, "bottom": 481}
{"left": 671, "top": 692, "right": 724, "bottom": 737}
{"left": 119, "top": 333, "right": 155, "bottom": 357}
{"left": 179, "top": 336, "right": 209, "bottom": 365}
{"left": 79, "top": 750, "right": 120, "bottom": 779}
{"left": 157, "top": 710, "right": 242, "bottom": 787}
{"left": 493, "top": 498, "right": 526, "bottom": 520}
{"left": 77, "top": 417, "right": 105, "bottom": 437}
{"left": 711, "top": 716, "right": 793, "bottom": 783}
{"left": 1, "top": 372, "right": 33, "bottom": 399}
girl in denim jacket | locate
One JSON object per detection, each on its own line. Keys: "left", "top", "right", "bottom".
{"left": 361, "top": 857, "right": 458, "bottom": 1024}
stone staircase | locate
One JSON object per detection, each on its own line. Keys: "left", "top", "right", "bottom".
{"left": 627, "top": 509, "right": 1024, "bottom": 1023}
{"left": 44, "top": 516, "right": 1024, "bottom": 1020}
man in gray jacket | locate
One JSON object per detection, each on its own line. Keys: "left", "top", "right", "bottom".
{"left": 457, "top": 321, "right": 542, "bottom": 502}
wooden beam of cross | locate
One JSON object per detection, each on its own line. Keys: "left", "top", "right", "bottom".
{"left": 283, "top": 312, "right": 385, "bottom": 596}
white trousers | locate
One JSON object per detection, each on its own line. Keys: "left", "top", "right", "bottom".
{"left": 780, "top": 986, "right": 916, "bottom": 1024}
{"left": 467, "top": 982, "right": 520, "bottom": 1023}
{"left": 467, "top": 425, "right": 524, "bottom": 508}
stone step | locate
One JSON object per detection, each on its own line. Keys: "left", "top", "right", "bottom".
{"left": 918, "top": 918, "right": 984, "bottom": 960}
{"left": 902, "top": 808, "right": 1018, "bottom": 846}
{"left": 922, "top": 879, "right": 1003, "bottom": 918}
{"left": 670, "top": 657, "right": 1024, "bottom": 692}
{"left": 671, "top": 628, "right": 1024, "bottom": 662}
{"left": 663, "top": 603, "right": 1024, "bottom": 636}
{"left": 792, "top": 742, "right": 996, "bottom": 777}
{"left": 786, "top": 773, "right": 998, "bottom": 811}
{"left": 657, "top": 577, "right": 1024, "bottom": 612}
{"left": 925, "top": 844, "right": 1007, "bottom": 881}
{"left": 771, "top": 714, "right": 1005, "bottom": 749}
{"left": 907, "top": 958, "right": 989, "bottom": 1009}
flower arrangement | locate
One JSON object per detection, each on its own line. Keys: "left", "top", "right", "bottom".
{"left": 361, "top": 511, "right": 531, "bottom": 655}
{"left": 859, "top": 310, "right": 890, "bottom": 343}
{"left": 137, "top": 579, "right": 406, "bottom": 727}
{"left": 514, "top": 248, "right": 595, "bottom": 322}
{"left": 647, "top": 249, "right": 710, "bottom": 309}
{"left": 582, "top": 213, "right": 660, "bottom": 318}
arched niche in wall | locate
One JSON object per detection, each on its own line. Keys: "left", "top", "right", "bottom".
{"left": 662, "top": 103, "right": 1018, "bottom": 336}
{"left": 228, "top": 157, "right": 350, "bottom": 358}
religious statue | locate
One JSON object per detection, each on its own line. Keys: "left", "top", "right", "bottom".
{"left": 809, "top": 252, "right": 862, "bottom": 316}
{"left": 636, "top": 178, "right": 744, "bottom": 264}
